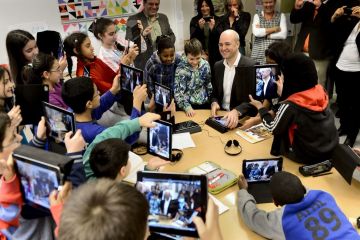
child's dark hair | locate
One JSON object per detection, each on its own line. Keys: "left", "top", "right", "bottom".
{"left": 6, "top": 29, "right": 35, "bottom": 85}
{"left": 58, "top": 179, "right": 149, "bottom": 240}
{"left": 265, "top": 41, "right": 292, "bottom": 66}
{"left": 184, "top": 38, "right": 203, "bottom": 56}
{"left": 156, "top": 35, "right": 175, "bottom": 54}
{"left": 22, "top": 53, "right": 56, "bottom": 84}
{"left": 89, "top": 138, "right": 130, "bottom": 179}
{"left": 91, "top": 18, "right": 114, "bottom": 40}
{"left": 270, "top": 171, "right": 306, "bottom": 206}
{"left": 63, "top": 32, "right": 88, "bottom": 77}
{"left": 0, "top": 112, "right": 11, "bottom": 152}
{"left": 62, "top": 76, "right": 94, "bottom": 114}
{"left": 0, "top": 66, "right": 11, "bottom": 86}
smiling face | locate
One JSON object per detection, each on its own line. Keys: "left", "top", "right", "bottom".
{"left": 187, "top": 53, "right": 202, "bottom": 69}
{"left": 218, "top": 31, "right": 240, "bottom": 61}
{"left": 144, "top": 0, "right": 160, "bottom": 17}
{"left": 100, "top": 23, "right": 117, "bottom": 47}
{"left": 22, "top": 39, "right": 39, "bottom": 63}
{"left": 158, "top": 48, "right": 175, "bottom": 65}
{"left": 200, "top": 1, "right": 211, "bottom": 17}
{"left": 0, "top": 71, "right": 15, "bottom": 99}
{"left": 262, "top": 0, "right": 276, "bottom": 14}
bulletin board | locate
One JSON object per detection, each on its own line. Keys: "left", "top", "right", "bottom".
{"left": 57, "top": 0, "right": 143, "bottom": 36}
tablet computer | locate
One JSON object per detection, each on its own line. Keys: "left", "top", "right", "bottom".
{"left": 120, "top": 64, "right": 143, "bottom": 92}
{"left": 14, "top": 84, "right": 49, "bottom": 125}
{"left": 154, "top": 83, "right": 171, "bottom": 106}
{"left": 147, "top": 120, "right": 172, "bottom": 161}
{"left": 254, "top": 64, "right": 279, "bottom": 100}
{"left": 136, "top": 171, "right": 208, "bottom": 237}
{"left": 13, "top": 145, "right": 73, "bottom": 211}
{"left": 42, "top": 102, "right": 76, "bottom": 143}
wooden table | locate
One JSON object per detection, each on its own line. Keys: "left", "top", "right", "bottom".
{"left": 143, "top": 110, "right": 360, "bottom": 239}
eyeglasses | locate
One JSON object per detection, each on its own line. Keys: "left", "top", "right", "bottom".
{"left": 50, "top": 68, "right": 61, "bottom": 73}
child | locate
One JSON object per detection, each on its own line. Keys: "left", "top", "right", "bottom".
{"left": 61, "top": 76, "right": 146, "bottom": 144}
{"left": 6, "top": 30, "right": 39, "bottom": 85}
{"left": 0, "top": 66, "right": 15, "bottom": 112}
{"left": 237, "top": 171, "right": 360, "bottom": 239}
{"left": 49, "top": 179, "right": 223, "bottom": 240}
{"left": 174, "top": 38, "right": 212, "bottom": 117}
{"left": 22, "top": 53, "right": 68, "bottom": 109}
{"left": 91, "top": 17, "right": 145, "bottom": 73}
{"left": 249, "top": 53, "right": 338, "bottom": 164}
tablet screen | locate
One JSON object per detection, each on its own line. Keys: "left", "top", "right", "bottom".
{"left": 148, "top": 120, "right": 172, "bottom": 160}
{"left": 213, "top": 116, "right": 227, "bottom": 127}
{"left": 255, "top": 64, "right": 279, "bottom": 100}
{"left": 154, "top": 83, "right": 171, "bottom": 106}
{"left": 136, "top": 172, "right": 207, "bottom": 237}
{"left": 15, "top": 158, "right": 60, "bottom": 209}
{"left": 120, "top": 64, "right": 143, "bottom": 92}
{"left": 243, "top": 158, "right": 282, "bottom": 182}
{"left": 43, "top": 102, "right": 75, "bottom": 143}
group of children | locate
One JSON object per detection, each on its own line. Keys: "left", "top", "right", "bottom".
{"left": 0, "top": 9, "right": 359, "bottom": 240}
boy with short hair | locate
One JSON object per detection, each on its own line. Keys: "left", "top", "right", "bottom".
{"left": 174, "top": 38, "right": 212, "bottom": 117}
{"left": 237, "top": 171, "right": 360, "bottom": 239}
{"left": 62, "top": 76, "right": 147, "bottom": 144}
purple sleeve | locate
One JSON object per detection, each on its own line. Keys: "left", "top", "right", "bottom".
{"left": 91, "top": 91, "right": 118, "bottom": 120}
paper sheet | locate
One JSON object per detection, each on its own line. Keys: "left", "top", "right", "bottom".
{"left": 123, "top": 151, "right": 145, "bottom": 184}
{"left": 209, "top": 194, "right": 229, "bottom": 215}
{"left": 172, "top": 132, "right": 196, "bottom": 149}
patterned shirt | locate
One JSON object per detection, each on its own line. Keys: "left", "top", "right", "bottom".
{"left": 174, "top": 56, "right": 213, "bottom": 111}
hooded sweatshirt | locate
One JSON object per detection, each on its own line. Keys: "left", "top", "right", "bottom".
{"left": 258, "top": 54, "right": 338, "bottom": 164}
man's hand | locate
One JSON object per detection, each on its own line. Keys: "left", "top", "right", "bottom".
{"left": 133, "top": 84, "right": 148, "bottom": 111}
{"left": 8, "top": 105, "right": 22, "bottom": 128}
{"left": 0, "top": 155, "right": 15, "bottom": 181}
{"left": 139, "top": 113, "right": 161, "bottom": 128}
{"left": 147, "top": 157, "right": 170, "bottom": 170}
{"left": 353, "top": 148, "right": 360, "bottom": 156}
{"left": 239, "top": 116, "right": 262, "bottom": 130}
{"left": 186, "top": 108, "right": 196, "bottom": 117}
{"left": 193, "top": 198, "right": 223, "bottom": 240}
{"left": 223, "top": 109, "right": 239, "bottom": 129}
{"left": 331, "top": 6, "right": 346, "bottom": 22}
{"left": 36, "top": 116, "right": 47, "bottom": 141}
{"left": 351, "top": 6, "right": 360, "bottom": 18}
{"left": 294, "top": 0, "right": 304, "bottom": 9}
{"left": 64, "top": 130, "right": 86, "bottom": 153}
{"left": 249, "top": 95, "right": 263, "bottom": 110}
{"left": 211, "top": 102, "right": 220, "bottom": 117}
{"left": 49, "top": 181, "right": 72, "bottom": 207}
{"left": 110, "top": 74, "right": 121, "bottom": 95}
{"left": 142, "top": 25, "right": 152, "bottom": 37}
{"left": 237, "top": 175, "right": 248, "bottom": 190}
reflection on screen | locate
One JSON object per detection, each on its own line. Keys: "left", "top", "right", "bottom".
{"left": 149, "top": 122, "right": 171, "bottom": 159}
{"left": 138, "top": 178, "right": 202, "bottom": 232}
{"left": 243, "top": 160, "right": 280, "bottom": 182}
{"left": 155, "top": 84, "right": 171, "bottom": 106}
{"left": 44, "top": 106, "right": 74, "bottom": 142}
{"left": 214, "top": 118, "right": 226, "bottom": 127}
{"left": 255, "top": 65, "right": 279, "bottom": 99}
{"left": 121, "top": 65, "right": 142, "bottom": 92}
{"left": 16, "top": 160, "right": 59, "bottom": 209}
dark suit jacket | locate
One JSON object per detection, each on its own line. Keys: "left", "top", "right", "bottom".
{"left": 264, "top": 78, "right": 278, "bottom": 100}
{"left": 261, "top": 165, "right": 276, "bottom": 177}
{"left": 125, "top": 12, "right": 176, "bottom": 70}
{"left": 211, "top": 55, "right": 256, "bottom": 114}
{"left": 290, "top": 1, "right": 336, "bottom": 60}
{"left": 160, "top": 199, "right": 178, "bottom": 218}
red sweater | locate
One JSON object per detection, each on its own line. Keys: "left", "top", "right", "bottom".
{"left": 76, "top": 57, "right": 117, "bottom": 95}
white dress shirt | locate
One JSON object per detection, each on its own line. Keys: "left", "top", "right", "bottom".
{"left": 222, "top": 52, "right": 241, "bottom": 110}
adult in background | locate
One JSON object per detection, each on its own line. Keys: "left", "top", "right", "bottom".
{"left": 211, "top": 30, "right": 256, "bottom": 129}
{"left": 290, "top": 0, "right": 337, "bottom": 88}
{"left": 330, "top": 3, "right": 360, "bottom": 147}
{"left": 125, "top": 0, "right": 175, "bottom": 70}
{"left": 216, "top": 0, "right": 251, "bottom": 55}
{"left": 190, "top": 0, "right": 222, "bottom": 69}
{"left": 251, "top": 0, "right": 287, "bottom": 64}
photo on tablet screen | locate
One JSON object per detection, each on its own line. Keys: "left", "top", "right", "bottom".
{"left": 43, "top": 102, "right": 75, "bottom": 143}
{"left": 15, "top": 158, "right": 60, "bottom": 209}
{"left": 243, "top": 158, "right": 282, "bottom": 182}
{"left": 255, "top": 64, "right": 279, "bottom": 100}
{"left": 120, "top": 64, "right": 143, "bottom": 92}
{"left": 155, "top": 83, "right": 171, "bottom": 106}
{"left": 148, "top": 120, "right": 172, "bottom": 160}
{"left": 136, "top": 172, "right": 207, "bottom": 237}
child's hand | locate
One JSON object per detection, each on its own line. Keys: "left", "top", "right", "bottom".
{"left": 110, "top": 74, "right": 121, "bottom": 95}
{"left": 36, "top": 116, "right": 47, "bottom": 141}
{"left": 148, "top": 95, "right": 156, "bottom": 112}
{"left": 237, "top": 175, "right": 248, "bottom": 190}
{"left": 49, "top": 181, "right": 72, "bottom": 206}
{"left": 127, "top": 45, "right": 139, "bottom": 61}
{"left": 8, "top": 105, "right": 22, "bottom": 128}
{"left": 147, "top": 157, "right": 170, "bottom": 170}
{"left": 64, "top": 130, "right": 86, "bottom": 153}
{"left": 239, "top": 116, "right": 262, "bottom": 130}
{"left": 138, "top": 113, "right": 161, "bottom": 128}
{"left": 59, "top": 53, "right": 68, "bottom": 72}
{"left": 193, "top": 198, "right": 223, "bottom": 240}
{"left": 133, "top": 84, "right": 148, "bottom": 111}
{"left": 164, "top": 99, "right": 176, "bottom": 117}
{"left": 186, "top": 108, "right": 196, "bottom": 117}
{"left": 0, "top": 155, "right": 16, "bottom": 181}
{"left": 249, "top": 95, "right": 263, "bottom": 110}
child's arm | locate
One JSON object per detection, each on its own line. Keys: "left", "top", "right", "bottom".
{"left": 28, "top": 117, "right": 47, "bottom": 149}
{"left": 204, "top": 61, "right": 213, "bottom": 100}
{"left": 174, "top": 66, "right": 192, "bottom": 113}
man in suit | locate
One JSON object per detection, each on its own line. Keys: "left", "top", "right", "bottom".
{"left": 160, "top": 191, "right": 178, "bottom": 218}
{"left": 260, "top": 161, "right": 276, "bottom": 179}
{"left": 211, "top": 29, "right": 256, "bottom": 129}
{"left": 125, "top": 0, "right": 176, "bottom": 70}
